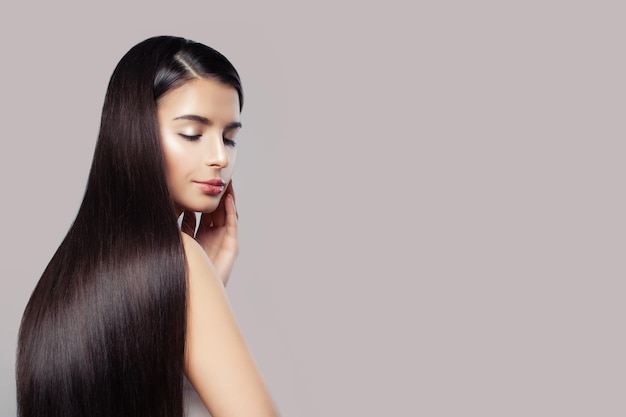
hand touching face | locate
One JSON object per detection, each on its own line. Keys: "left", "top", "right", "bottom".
{"left": 157, "top": 77, "right": 241, "bottom": 215}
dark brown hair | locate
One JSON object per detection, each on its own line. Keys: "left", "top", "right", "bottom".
{"left": 17, "top": 36, "right": 243, "bottom": 417}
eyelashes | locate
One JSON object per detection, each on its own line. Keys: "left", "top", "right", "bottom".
{"left": 179, "top": 133, "right": 236, "bottom": 147}
{"left": 179, "top": 134, "right": 202, "bottom": 141}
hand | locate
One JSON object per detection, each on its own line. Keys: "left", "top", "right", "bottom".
{"left": 181, "top": 181, "right": 239, "bottom": 285}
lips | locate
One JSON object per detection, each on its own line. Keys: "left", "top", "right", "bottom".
{"left": 194, "top": 179, "right": 225, "bottom": 195}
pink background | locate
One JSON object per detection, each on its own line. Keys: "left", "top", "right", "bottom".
{"left": 0, "top": 1, "right": 624, "bottom": 415}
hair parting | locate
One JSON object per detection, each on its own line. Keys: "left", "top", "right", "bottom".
{"left": 174, "top": 53, "right": 201, "bottom": 78}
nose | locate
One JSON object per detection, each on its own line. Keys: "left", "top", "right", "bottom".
{"left": 204, "top": 134, "right": 229, "bottom": 168}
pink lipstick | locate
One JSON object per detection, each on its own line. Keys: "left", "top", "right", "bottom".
{"left": 195, "top": 179, "right": 225, "bottom": 195}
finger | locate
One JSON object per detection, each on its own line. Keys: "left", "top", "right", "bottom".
{"left": 226, "top": 180, "right": 235, "bottom": 205}
{"left": 226, "top": 181, "right": 238, "bottom": 220}
{"left": 225, "top": 194, "right": 238, "bottom": 227}
{"left": 181, "top": 210, "right": 196, "bottom": 236}
{"left": 211, "top": 191, "right": 228, "bottom": 227}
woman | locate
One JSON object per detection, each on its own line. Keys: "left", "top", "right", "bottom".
{"left": 17, "top": 36, "right": 278, "bottom": 417}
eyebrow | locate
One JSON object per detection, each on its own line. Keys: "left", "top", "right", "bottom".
{"left": 173, "top": 114, "right": 242, "bottom": 130}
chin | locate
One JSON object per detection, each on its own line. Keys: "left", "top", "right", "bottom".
{"left": 199, "top": 205, "right": 219, "bottom": 214}
{"left": 187, "top": 199, "right": 221, "bottom": 214}
{"left": 174, "top": 192, "right": 224, "bottom": 214}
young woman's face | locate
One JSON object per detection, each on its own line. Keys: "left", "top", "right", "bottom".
{"left": 157, "top": 77, "right": 241, "bottom": 215}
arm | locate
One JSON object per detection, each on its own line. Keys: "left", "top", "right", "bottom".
{"left": 181, "top": 233, "right": 279, "bottom": 417}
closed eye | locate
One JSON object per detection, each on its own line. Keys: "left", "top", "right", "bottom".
{"left": 179, "top": 133, "right": 236, "bottom": 146}
{"left": 179, "top": 133, "right": 202, "bottom": 141}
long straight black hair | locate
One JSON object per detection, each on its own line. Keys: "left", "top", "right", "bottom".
{"left": 17, "top": 36, "right": 243, "bottom": 417}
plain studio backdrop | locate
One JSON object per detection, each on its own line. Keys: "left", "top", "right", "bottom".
{"left": 0, "top": 1, "right": 624, "bottom": 416}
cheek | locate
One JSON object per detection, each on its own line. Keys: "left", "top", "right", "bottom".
{"left": 161, "top": 138, "right": 196, "bottom": 181}
{"left": 226, "top": 148, "right": 238, "bottom": 175}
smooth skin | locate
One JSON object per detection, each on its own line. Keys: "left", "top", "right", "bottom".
{"left": 181, "top": 182, "right": 239, "bottom": 286}
{"left": 158, "top": 78, "right": 278, "bottom": 416}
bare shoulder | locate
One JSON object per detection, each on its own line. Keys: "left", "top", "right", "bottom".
{"left": 179, "top": 231, "right": 279, "bottom": 416}
{"left": 180, "top": 231, "right": 209, "bottom": 265}
{"left": 180, "top": 232, "right": 220, "bottom": 283}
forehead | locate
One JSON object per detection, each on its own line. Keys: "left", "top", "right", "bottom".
{"left": 157, "top": 77, "right": 240, "bottom": 122}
